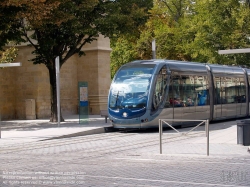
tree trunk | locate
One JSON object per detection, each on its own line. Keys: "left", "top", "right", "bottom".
{"left": 48, "top": 65, "right": 64, "bottom": 122}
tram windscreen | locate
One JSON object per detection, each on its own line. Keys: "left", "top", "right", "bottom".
{"left": 109, "top": 65, "right": 155, "bottom": 110}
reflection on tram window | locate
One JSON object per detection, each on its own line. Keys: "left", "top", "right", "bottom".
{"left": 214, "top": 76, "right": 246, "bottom": 104}
{"left": 109, "top": 65, "right": 155, "bottom": 110}
{"left": 165, "top": 73, "right": 209, "bottom": 108}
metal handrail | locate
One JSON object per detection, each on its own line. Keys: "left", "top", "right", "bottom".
{"left": 159, "top": 119, "right": 209, "bottom": 156}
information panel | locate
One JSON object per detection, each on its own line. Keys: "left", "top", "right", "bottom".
{"left": 78, "top": 82, "right": 89, "bottom": 124}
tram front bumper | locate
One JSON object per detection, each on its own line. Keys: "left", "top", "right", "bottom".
{"left": 110, "top": 116, "right": 142, "bottom": 129}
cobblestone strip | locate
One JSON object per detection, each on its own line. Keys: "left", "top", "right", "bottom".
{"left": 0, "top": 132, "right": 133, "bottom": 154}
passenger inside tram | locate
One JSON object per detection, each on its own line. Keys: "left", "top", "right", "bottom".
{"left": 198, "top": 90, "right": 207, "bottom": 105}
{"left": 186, "top": 96, "right": 194, "bottom": 106}
{"left": 170, "top": 97, "right": 183, "bottom": 107}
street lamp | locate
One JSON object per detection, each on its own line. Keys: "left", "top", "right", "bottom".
{"left": 218, "top": 48, "right": 250, "bottom": 54}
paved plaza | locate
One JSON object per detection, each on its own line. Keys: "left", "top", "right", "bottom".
{"left": 0, "top": 115, "right": 249, "bottom": 186}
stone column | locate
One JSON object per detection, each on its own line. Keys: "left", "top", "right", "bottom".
{"left": 77, "top": 35, "right": 112, "bottom": 114}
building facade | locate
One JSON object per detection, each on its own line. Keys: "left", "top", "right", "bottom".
{"left": 0, "top": 35, "right": 111, "bottom": 120}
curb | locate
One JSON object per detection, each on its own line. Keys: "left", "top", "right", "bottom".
{"left": 41, "top": 126, "right": 115, "bottom": 141}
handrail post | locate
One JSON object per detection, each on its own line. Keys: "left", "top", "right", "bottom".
{"left": 205, "top": 120, "right": 207, "bottom": 137}
{"left": 159, "top": 119, "right": 162, "bottom": 154}
{"left": 206, "top": 119, "right": 209, "bottom": 156}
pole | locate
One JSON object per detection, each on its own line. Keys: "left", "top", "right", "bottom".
{"left": 55, "top": 56, "right": 60, "bottom": 127}
{"left": 206, "top": 119, "right": 209, "bottom": 156}
{"left": 152, "top": 39, "right": 156, "bottom": 59}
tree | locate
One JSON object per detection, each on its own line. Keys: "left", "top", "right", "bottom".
{"left": 2, "top": 0, "right": 153, "bottom": 122}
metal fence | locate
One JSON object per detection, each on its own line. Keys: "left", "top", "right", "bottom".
{"left": 159, "top": 119, "right": 209, "bottom": 156}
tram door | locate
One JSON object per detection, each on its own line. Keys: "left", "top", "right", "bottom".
{"left": 214, "top": 76, "right": 246, "bottom": 119}
{"left": 214, "top": 76, "right": 227, "bottom": 118}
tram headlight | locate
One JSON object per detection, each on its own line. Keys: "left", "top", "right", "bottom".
{"left": 122, "top": 112, "right": 128, "bottom": 117}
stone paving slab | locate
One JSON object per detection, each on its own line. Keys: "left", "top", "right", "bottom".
{"left": 0, "top": 115, "right": 112, "bottom": 144}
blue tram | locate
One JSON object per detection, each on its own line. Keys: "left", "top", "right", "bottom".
{"left": 108, "top": 59, "right": 250, "bottom": 129}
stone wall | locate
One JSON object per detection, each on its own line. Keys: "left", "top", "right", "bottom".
{"left": 0, "top": 66, "right": 16, "bottom": 119}
{"left": 0, "top": 36, "right": 111, "bottom": 120}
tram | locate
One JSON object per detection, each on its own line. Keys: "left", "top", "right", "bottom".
{"left": 108, "top": 59, "right": 250, "bottom": 129}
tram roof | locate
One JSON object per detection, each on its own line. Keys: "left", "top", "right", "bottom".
{"left": 128, "top": 59, "right": 250, "bottom": 75}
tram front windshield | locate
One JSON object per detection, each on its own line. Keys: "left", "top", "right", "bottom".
{"left": 109, "top": 64, "right": 155, "bottom": 110}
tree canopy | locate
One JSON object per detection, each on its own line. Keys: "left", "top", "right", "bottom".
{"left": 111, "top": 0, "right": 250, "bottom": 78}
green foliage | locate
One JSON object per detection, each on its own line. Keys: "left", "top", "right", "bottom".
{"left": 182, "top": 0, "right": 250, "bottom": 65}
{"left": 111, "top": 0, "right": 250, "bottom": 73}
{"left": 0, "top": 2, "right": 24, "bottom": 49}
{"left": 0, "top": 1, "right": 25, "bottom": 63}
{"left": 0, "top": 47, "right": 18, "bottom": 63}
{"left": 97, "top": 0, "right": 153, "bottom": 38}
{"left": 110, "top": 36, "right": 139, "bottom": 78}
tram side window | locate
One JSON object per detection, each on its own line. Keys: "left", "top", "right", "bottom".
{"left": 165, "top": 75, "right": 181, "bottom": 108}
{"left": 215, "top": 76, "right": 246, "bottom": 104}
{"left": 214, "top": 76, "right": 228, "bottom": 104}
{"left": 172, "top": 75, "right": 183, "bottom": 107}
{"left": 182, "top": 75, "right": 195, "bottom": 106}
{"left": 152, "top": 67, "right": 168, "bottom": 111}
{"left": 214, "top": 77, "right": 221, "bottom": 104}
{"left": 165, "top": 78, "right": 173, "bottom": 108}
{"left": 165, "top": 74, "right": 209, "bottom": 108}
{"left": 224, "top": 77, "right": 235, "bottom": 104}
{"left": 195, "top": 76, "right": 209, "bottom": 106}
{"left": 235, "top": 77, "right": 246, "bottom": 103}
